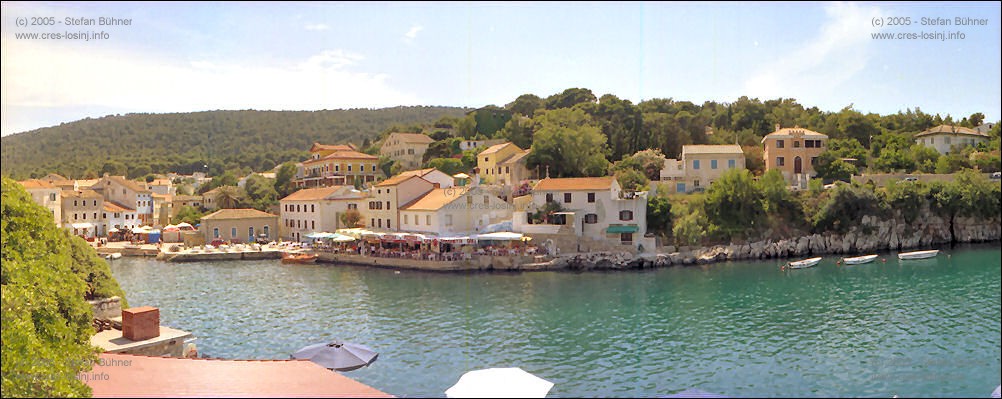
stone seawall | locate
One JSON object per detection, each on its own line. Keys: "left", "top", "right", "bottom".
{"left": 551, "top": 213, "right": 1000, "bottom": 271}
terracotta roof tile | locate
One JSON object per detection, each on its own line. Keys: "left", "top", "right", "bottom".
{"left": 103, "top": 201, "right": 132, "bottom": 212}
{"left": 374, "top": 174, "right": 422, "bottom": 187}
{"left": 682, "top": 144, "right": 744, "bottom": 155}
{"left": 201, "top": 208, "right": 277, "bottom": 220}
{"left": 86, "top": 353, "right": 393, "bottom": 398}
{"left": 398, "top": 168, "right": 439, "bottom": 178}
{"left": 534, "top": 176, "right": 615, "bottom": 191}
{"left": 387, "top": 132, "right": 434, "bottom": 144}
{"left": 762, "top": 127, "right": 828, "bottom": 141}
{"left": 311, "top": 143, "right": 358, "bottom": 153}
{"left": 914, "top": 124, "right": 988, "bottom": 138}
{"left": 18, "top": 179, "right": 57, "bottom": 189}
{"left": 61, "top": 189, "right": 104, "bottom": 199}
{"left": 399, "top": 188, "right": 464, "bottom": 211}
{"left": 281, "top": 186, "right": 347, "bottom": 201}
{"left": 102, "top": 175, "right": 150, "bottom": 193}
{"left": 500, "top": 149, "right": 531, "bottom": 164}
{"left": 479, "top": 142, "right": 518, "bottom": 156}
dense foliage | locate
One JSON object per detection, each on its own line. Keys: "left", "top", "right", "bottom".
{"left": 2, "top": 177, "right": 127, "bottom": 398}
{"left": 1, "top": 107, "right": 469, "bottom": 180}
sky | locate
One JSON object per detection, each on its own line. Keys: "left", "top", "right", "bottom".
{"left": 2, "top": 1, "right": 1000, "bottom": 136}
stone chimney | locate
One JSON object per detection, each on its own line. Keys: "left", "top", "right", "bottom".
{"left": 775, "top": 124, "right": 781, "bottom": 132}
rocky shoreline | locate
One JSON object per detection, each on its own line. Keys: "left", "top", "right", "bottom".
{"left": 552, "top": 214, "right": 1001, "bottom": 271}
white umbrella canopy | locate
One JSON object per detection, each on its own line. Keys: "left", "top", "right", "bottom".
{"left": 445, "top": 367, "right": 553, "bottom": 398}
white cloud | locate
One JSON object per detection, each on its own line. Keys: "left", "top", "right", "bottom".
{"left": 1, "top": 40, "right": 421, "bottom": 117}
{"left": 403, "top": 24, "right": 424, "bottom": 43}
{"left": 742, "top": 2, "right": 881, "bottom": 102}
{"left": 304, "top": 23, "right": 330, "bottom": 31}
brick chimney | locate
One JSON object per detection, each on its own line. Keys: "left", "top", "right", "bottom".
{"left": 775, "top": 124, "right": 781, "bottom": 132}
{"left": 122, "top": 306, "right": 160, "bottom": 341}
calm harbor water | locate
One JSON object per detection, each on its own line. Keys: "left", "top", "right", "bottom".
{"left": 109, "top": 244, "right": 1001, "bottom": 397}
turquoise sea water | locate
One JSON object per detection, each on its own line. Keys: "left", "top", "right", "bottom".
{"left": 109, "top": 244, "right": 1001, "bottom": 397}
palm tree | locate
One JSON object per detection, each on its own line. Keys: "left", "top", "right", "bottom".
{"left": 214, "top": 185, "right": 246, "bottom": 209}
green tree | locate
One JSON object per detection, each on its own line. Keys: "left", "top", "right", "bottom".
{"left": 505, "top": 94, "right": 544, "bottom": 117}
{"left": 172, "top": 205, "right": 205, "bottom": 225}
{"left": 526, "top": 108, "right": 610, "bottom": 178}
{"left": 646, "top": 195, "right": 673, "bottom": 239}
{"left": 244, "top": 174, "right": 279, "bottom": 211}
{"left": 910, "top": 144, "right": 940, "bottom": 173}
{"left": 340, "top": 208, "right": 363, "bottom": 228}
{"left": 213, "top": 185, "right": 247, "bottom": 209}
{"left": 815, "top": 158, "right": 858, "bottom": 182}
{"left": 499, "top": 115, "right": 536, "bottom": 149}
{"left": 198, "top": 171, "right": 239, "bottom": 194}
{"left": 673, "top": 209, "right": 708, "bottom": 246}
{"left": 968, "top": 112, "right": 985, "bottom": 127}
{"left": 2, "top": 177, "right": 126, "bottom": 397}
{"left": 934, "top": 152, "right": 970, "bottom": 174}
{"left": 425, "top": 158, "right": 466, "bottom": 176}
{"left": 544, "top": 88, "right": 597, "bottom": 110}
{"left": 614, "top": 168, "right": 649, "bottom": 191}
{"left": 612, "top": 149, "right": 667, "bottom": 181}
{"left": 100, "top": 160, "right": 128, "bottom": 176}
{"left": 273, "top": 162, "right": 297, "bottom": 199}
{"left": 758, "top": 169, "right": 795, "bottom": 214}
{"left": 703, "top": 168, "right": 765, "bottom": 238}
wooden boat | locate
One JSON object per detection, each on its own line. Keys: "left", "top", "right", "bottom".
{"left": 898, "top": 250, "right": 939, "bottom": 260}
{"left": 281, "top": 252, "right": 318, "bottom": 264}
{"left": 787, "top": 257, "right": 822, "bottom": 269}
{"left": 842, "top": 254, "right": 878, "bottom": 265}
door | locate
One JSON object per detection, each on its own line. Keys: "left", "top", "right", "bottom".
{"left": 794, "top": 156, "right": 803, "bottom": 174}
{"left": 676, "top": 183, "right": 686, "bottom": 193}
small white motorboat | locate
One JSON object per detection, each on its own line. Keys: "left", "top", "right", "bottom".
{"left": 104, "top": 252, "right": 122, "bottom": 260}
{"left": 787, "top": 257, "right": 822, "bottom": 269}
{"left": 842, "top": 254, "right": 878, "bottom": 265}
{"left": 898, "top": 250, "right": 939, "bottom": 260}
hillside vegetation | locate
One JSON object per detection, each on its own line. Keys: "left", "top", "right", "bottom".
{"left": 1, "top": 106, "right": 468, "bottom": 180}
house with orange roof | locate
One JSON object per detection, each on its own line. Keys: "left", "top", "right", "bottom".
{"left": 379, "top": 132, "right": 435, "bottom": 170}
{"left": 762, "top": 125, "right": 828, "bottom": 188}
{"left": 297, "top": 142, "right": 380, "bottom": 188}
{"left": 914, "top": 124, "right": 991, "bottom": 154}
{"left": 513, "top": 176, "right": 649, "bottom": 249}
{"left": 279, "top": 186, "right": 367, "bottom": 242}
{"left": 477, "top": 142, "right": 529, "bottom": 186}
{"left": 200, "top": 208, "right": 278, "bottom": 243}
{"left": 61, "top": 189, "right": 105, "bottom": 237}
{"left": 102, "top": 200, "right": 138, "bottom": 234}
{"left": 399, "top": 186, "right": 512, "bottom": 236}
{"left": 18, "top": 179, "right": 62, "bottom": 227}
{"left": 92, "top": 174, "right": 155, "bottom": 226}
{"left": 85, "top": 353, "right": 393, "bottom": 398}
{"left": 367, "top": 174, "right": 437, "bottom": 231}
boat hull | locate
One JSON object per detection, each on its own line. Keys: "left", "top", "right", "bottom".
{"left": 282, "top": 253, "right": 319, "bottom": 264}
{"left": 898, "top": 250, "right": 939, "bottom": 260}
{"left": 843, "top": 254, "right": 878, "bottom": 265}
{"left": 787, "top": 257, "right": 822, "bottom": 269}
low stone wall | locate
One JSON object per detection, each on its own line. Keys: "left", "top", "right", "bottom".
{"left": 158, "top": 250, "right": 283, "bottom": 262}
{"left": 89, "top": 296, "right": 122, "bottom": 320}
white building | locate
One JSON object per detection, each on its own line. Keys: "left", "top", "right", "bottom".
{"left": 397, "top": 168, "right": 455, "bottom": 188}
{"left": 399, "top": 186, "right": 513, "bottom": 236}
{"left": 365, "top": 174, "right": 436, "bottom": 231}
{"left": 459, "top": 138, "right": 506, "bottom": 152}
{"left": 279, "top": 186, "right": 366, "bottom": 242}
{"left": 914, "top": 124, "right": 991, "bottom": 154}
{"left": 513, "top": 176, "right": 648, "bottom": 246}
{"left": 658, "top": 145, "right": 746, "bottom": 193}
{"left": 18, "top": 179, "right": 62, "bottom": 227}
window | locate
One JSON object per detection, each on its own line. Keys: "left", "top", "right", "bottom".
{"left": 387, "top": 219, "right": 391, "bottom": 229}
{"left": 944, "top": 137, "right": 951, "bottom": 145}
{"left": 378, "top": 219, "right": 382, "bottom": 228}
{"left": 930, "top": 138, "right": 935, "bottom": 145}
{"left": 103, "top": 213, "right": 107, "bottom": 219}
{"left": 405, "top": 214, "right": 410, "bottom": 224}
{"left": 372, "top": 165, "right": 377, "bottom": 172}
{"left": 711, "top": 159, "right": 718, "bottom": 169}
{"left": 545, "top": 193, "right": 554, "bottom": 203}
{"left": 348, "top": 203, "right": 357, "bottom": 210}
{"left": 371, "top": 218, "right": 375, "bottom": 227}
{"left": 50, "top": 193, "right": 57, "bottom": 201}
{"left": 776, "top": 140, "right": 785, "bottom": 149}
{"left": 484, "top": 195, "right": 489, "bottom": 205}
{"left": 311, "top": 220, "right": 315, "bottom": 230}
{"left": 794, "top": 140, "right": 801, "bottom": 148}
{"left": 805, "top": 140, "right": 814, "bottom": 148}
{"left": 348, "top": 165, "right": 353, "bottom": 171}
{"left": 728, "top": 159, "right": 736, "bottom": 169}
{"left": 93, "top": 213, "right": 97, "bottom": 219}
{"left": 817, "top": 140, "right": 823, "bottom": 148}
{"left": 425, "top": 215, "right": 431, "bottom": 225}
{"left": 693, "top": 160, "right": 700, "bottom": 170}
{"left": 587, "top": 193, "right": 595, "bottom": 203}
{"left": 296, "top": 204, "right": 300, "bottom": 212}
{"left": 249, "top": 227, "right": 254, "bottom": 239}
{"left": 505, "top": 166, "right": 510, "bottom": 174}
{"left": 385, "top": 201, "right": 390, "bottom": 209}
{"left": 777, "top": 157, "right": 785, "bottom": 167}
{"left": 811, "top": 157, "right": 818, "bottom": 166}
{"left": 621, "top": 232, "right": 633, "bottom": 244}
{"left": 561, "top": 193, "right": 571, "bottom": 203}
{"left": 231, "top": 227, "right": 237, "bottom": 238}
{"left": 263, "top": 226, "right": 269, "bottom": 237}
{"left": 82, "top": 213, "right": 86, "bottom": 220}
{"left": 74, "top": 200, "right": 78, "bottom": 206}
{"left": 335, "top": 164, "right": 340, "bottom": 172}
{"left": 584, "top": 214, "right": 598, "bottom": 224}
{"left": 694, "top": 180, "right": 700, "bottom": 187}
{"left": 484, "top": 157, "right": 489, "bottom": 163}
{"left": 445, "top": 215, "right": 453, "bottom": 226}
{"left": 74, "top": 213, "right": 78, "bottom": 220}
{"left": 214, "top": 228, "right": 220, "bottom": 238}
{"left": 619, "top": 210, "right": 634, "bottom": 221}
{"left": 407, "top": 149, "right": 415, "bottom": 155}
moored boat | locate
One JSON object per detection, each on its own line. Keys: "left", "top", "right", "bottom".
{"left": 282, "top": 252, "right": 319, "bottom": 264}
{"left": 105, "top": 252, "right": 123, "bottom": 260}
{"left": 786, "top": 257, "right": 822, "bottom": 269}
{"left": 842, "top": 254, "right": 878, "bottom": 265}
{"left": 898, "top": 250, "right": 939, "bottom": 260}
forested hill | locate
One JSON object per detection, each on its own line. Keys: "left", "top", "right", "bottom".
{"left": 1, "top": 106, "right": 468, "bottom": 180}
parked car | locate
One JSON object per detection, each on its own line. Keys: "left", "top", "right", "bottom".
{"left": 903, "top": 177, "right": 918, "bottom": 182}
{"left": 992, "top": 172, "right": 1001, "bottom": 180}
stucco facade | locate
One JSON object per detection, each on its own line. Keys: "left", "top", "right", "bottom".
{"left": 200, "top": 208, "right": 278, "bottom": 244}
{"left": 761, "top": 126, "right": 828, "bottom": 187}
{"left": 399, "top": 186, "right": 513, "bottom": 236}
{"left": 279, "top": 186, "right": 366, "bottom": 242}
{"left": 365, "top": 175, "right": 436, "bottom": 231}
{"left": 379, "top": 133, "right": 435, "bottom": 170}
{"left": 914, "top": 125, "right": 990, "bottom": 155}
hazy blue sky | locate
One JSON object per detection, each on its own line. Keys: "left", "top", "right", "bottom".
{"left": 2, "top": 1, "right": 1000, "bottom": 136}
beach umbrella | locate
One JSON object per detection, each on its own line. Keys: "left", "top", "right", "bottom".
{"left": 445, "top": 367, "right": 553, "bottom": 398}
{"left": 330, "top": 233, "right": 356, "bottom": 243}
{"left": 291, "top": 341, "right": 378, "bottom": 372}
{"left": 663, "top": 388, "right": 729, "bottom": 398}
{"left": 107, "top": 227, "right": 120, "bottom": 233}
